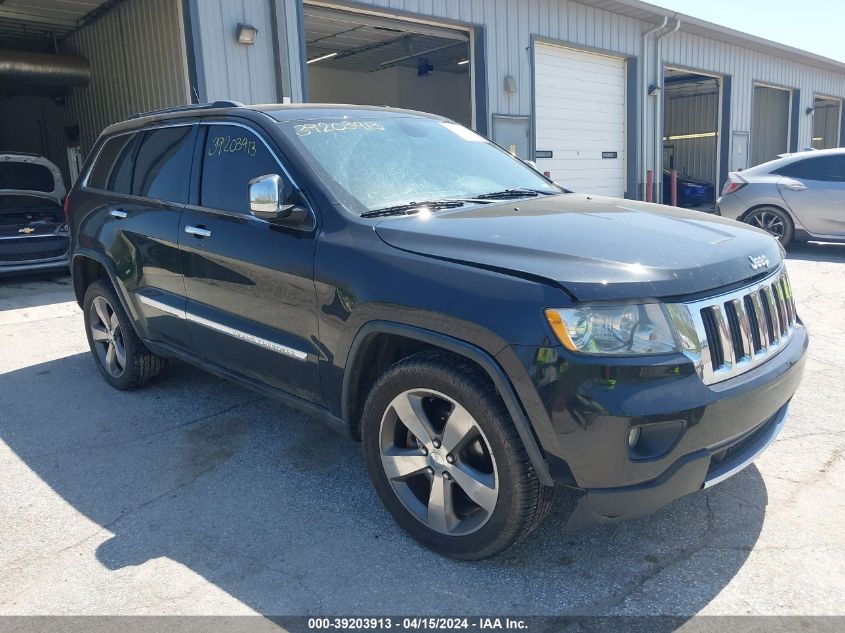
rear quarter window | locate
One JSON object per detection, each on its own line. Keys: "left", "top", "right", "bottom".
{"left": 87, "top": 134, "right": 137, "bottom": 194}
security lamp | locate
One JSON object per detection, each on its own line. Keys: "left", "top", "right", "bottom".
{"left": 806, "top": 106, "right": 815, "bottom": 116}
{"left": 237, "top": 23, "right": 258, "bottom": 45}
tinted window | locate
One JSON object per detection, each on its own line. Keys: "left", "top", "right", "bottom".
{"left": 200, "top": 125, "right": 285, "bottom": 213}
{"left": 88, "top": 134, "right": 136, "bottom": 194}
{"left": 132, "top": 126, "right": 194, "bottom": 202}
{"left": 774, "top": 155, "right": 845, "bottom": 182}
{"left": 0, "top": 161, "right": 55, "bottom": 192}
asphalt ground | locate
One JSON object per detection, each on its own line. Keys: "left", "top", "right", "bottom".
{"left": 0, "top": 242, "right": 843, "bottom": 617}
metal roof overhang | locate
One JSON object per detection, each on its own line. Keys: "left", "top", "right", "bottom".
{"left": 0, "top": 0, "right": 113, "bottom": 51}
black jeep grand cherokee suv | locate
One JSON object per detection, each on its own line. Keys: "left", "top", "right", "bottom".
{"left": 67, "top": 102, "right": 807, "bottom": 559}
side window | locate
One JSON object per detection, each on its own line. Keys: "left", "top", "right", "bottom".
{"left": 200, "top": 124, "right": 288, "bottom": 213}
{"left": 775, "top": 155, "right": 845, "bottom": 182}
{"left": 132, "top": 126, "right": 195, "bottom": 203}
{"left": 87, "top": 134, "right": 137, "bottom": 194}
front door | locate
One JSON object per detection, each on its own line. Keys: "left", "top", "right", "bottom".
{"left": 777, "top": 153, "right": 845, "bottom": 236}
{"left": 179, "top": 122, "right": 322, "bottom": 403}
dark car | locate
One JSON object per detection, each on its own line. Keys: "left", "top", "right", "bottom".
{"left": 66, "top": 102, "right": 807, "bottom": 560}
{"left": 663, "top": 169, "right": 715, "bottom": 207}
{"left": 0, "top": 153, "right": 69, "bottom": 274}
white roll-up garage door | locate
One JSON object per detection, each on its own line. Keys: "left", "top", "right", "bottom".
{"left": 534, "top": 43, "right": 626, "bottom": 197}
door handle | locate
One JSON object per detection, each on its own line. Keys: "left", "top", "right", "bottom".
{"left": 782, "top": 182, "right": 806, "bottom": 191}
{"left": 109, "top": 209, "right": 128, "bottom": 219}
{"left": 185, "top": 225, "right": 211, "bottom": 238}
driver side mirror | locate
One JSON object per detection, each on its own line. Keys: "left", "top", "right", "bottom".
{"left": 248, "top": 174, "right": 314, "bottom": 229}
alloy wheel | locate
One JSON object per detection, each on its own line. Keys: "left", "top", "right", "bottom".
{"left": 379, "top": 388, "right": 499, "bottom": 536}
{"left": 89, "top": 296, "right": 126, "bottom": 377}
{"left": 747, "top": 209, "right": 786, "bottom": 239}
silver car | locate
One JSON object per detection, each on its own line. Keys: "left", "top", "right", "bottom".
{"left": 717, "top": 148, "right": 845, "bottom": 246}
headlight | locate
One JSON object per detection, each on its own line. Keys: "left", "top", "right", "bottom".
{"left": 545, "top": 304, "right": 678, "bottom": 355}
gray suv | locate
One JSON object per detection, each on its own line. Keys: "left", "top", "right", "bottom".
{"left": 717, "top": 148, "right": 845, "bottom": 246}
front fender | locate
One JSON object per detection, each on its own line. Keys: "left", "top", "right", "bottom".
{"left": 341, "top": 320, "right": 554, "bottom": 486}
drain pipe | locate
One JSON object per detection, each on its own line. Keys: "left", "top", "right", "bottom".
{"left": 653, "top": 17, "right": 681, "bottom": 203}
{"left": 641, "top": 16, "right": 668, "bottom": 200}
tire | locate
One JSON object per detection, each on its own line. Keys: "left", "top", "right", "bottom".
{"left": 361, "top": 350, "right": 555, "bottom": 560}
{"left": 82, "top": 278, "right": 169, "bottom": 390}
{"left": 743, "top": 206, "right": 794, "bottom": 246}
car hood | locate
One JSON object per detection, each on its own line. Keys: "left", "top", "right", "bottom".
{"left": 373, "top": 193, "right": 783, "bottom": 301}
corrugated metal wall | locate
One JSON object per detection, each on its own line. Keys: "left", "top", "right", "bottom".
{"left": 274, "top": 0, "right": 845, "bottom": 195}
{"left": 192, "top": 0, "right": 279, "bottom": 104}
{"left": 39, "top": 0, "right": 190, "bottom": 181}
{"left": 664, "top": 91, "right": 718, "bottom": 184}
{"left": 751, "top": 85, "right": 790, "bottom": 166}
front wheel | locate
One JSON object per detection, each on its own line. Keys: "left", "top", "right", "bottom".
{"left": 361, "top": 351, "right": 554, "bottom": 559}
{"left": 743, "top": 206, "right": 794, "bottom": 246}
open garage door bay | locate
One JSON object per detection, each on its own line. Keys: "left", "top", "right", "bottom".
{"left": 533, "top": 43, "right": 626, "bottom": 197}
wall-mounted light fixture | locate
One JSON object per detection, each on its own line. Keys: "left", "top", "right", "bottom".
{"left": 457, "top": 59, "right": 469, "bottom": 66}
{"left": 648, "top": 84, "right": 660, "bottom": 96}
{"left": 504, "top": 75, "right": 517, "bottom": 94}
{"left": 236, "top": 23, "right": 258, "bottom": 45}
{"left": 806, "top": 106, "right": 815, "bottom": 116}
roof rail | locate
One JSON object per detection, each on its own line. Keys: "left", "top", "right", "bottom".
{"left": 128, "top": 100, "right": 244, "bottom": 120}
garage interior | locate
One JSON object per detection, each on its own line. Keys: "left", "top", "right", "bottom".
{"left": 662, "top": 68, "right": 720, "bottom": 208}
{"left": 812, "top": 95, "right": 842, "bottom": 149}
{"left": 0, "top": 1, "right": 101, "bottom": 184}
{"left": 303, "top": 3, "right": 472, "bottom": 127}
{"left": 751, "top": 85, "right": 792, "bottom": 166}
{"left": 0, "top": 0, "right": 188, "bottom": 187}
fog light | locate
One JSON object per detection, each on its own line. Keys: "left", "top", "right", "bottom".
{"left": 627, "top": 426, "right": 641, "bottom": 448}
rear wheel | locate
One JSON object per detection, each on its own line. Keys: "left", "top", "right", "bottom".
{"left": 83, "top": 279, "right": 168, "bottom": 390}
{"left": 743, "top": 206, "right": 794, "bottom": 246}
{"left": 361, "top": 350, "right": 555, "bottom": 559}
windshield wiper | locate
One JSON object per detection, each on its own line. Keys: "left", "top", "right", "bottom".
{"left": 360, "top": 200, "right": 466, "bottom": 218}
{"left": 471, "top": 188, "right": 552, "bottom": 200}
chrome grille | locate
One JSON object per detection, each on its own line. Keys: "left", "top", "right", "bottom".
{"left": 667, "top": 268, "right": 798, "bottom": 385}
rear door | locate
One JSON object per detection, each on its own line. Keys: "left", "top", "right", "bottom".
{"left": 179, "top": 121, "right": 322, "bottom": 403}
{"left": 776, "top": 154, "right": 845, "bottom": 236}
{"left": 86, "top": 125, "right": 196, "bottom": 348}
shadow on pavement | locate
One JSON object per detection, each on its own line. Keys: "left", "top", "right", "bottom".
{"left": 0, "top": 272, "right": 74, "bottom": 312}
{"left": 0, "top": 352, "right": 768, "bottom": 616}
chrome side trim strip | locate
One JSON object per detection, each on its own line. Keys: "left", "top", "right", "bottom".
{"left": 703, "top": 404, "right": 789, "bottom": 488}
{"left": 137, "top": 295, "right": 186, "bottom": 319}
{"left": 185, "top": 312, "right": 308, "bottom": 361}
{"left": 137, "top": 294, "right": 308, "bottom": 362}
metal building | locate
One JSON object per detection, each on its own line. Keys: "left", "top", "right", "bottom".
{"left": 2, "top": 0, "right": 844, "bottom": 204}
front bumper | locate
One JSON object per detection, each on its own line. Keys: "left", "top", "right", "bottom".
{"left": 502, "top": 319, "right": 807, "bottom": 529}
{"left": 566, "top": 401, "right": 789, "bottom": 529}
{"left": 0, "top": 234, "right": 69, "bottom": 274}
